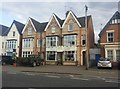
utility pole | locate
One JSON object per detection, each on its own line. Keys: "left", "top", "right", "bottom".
{"left": 85, "top": 5, "right": 89, "bottom": 70}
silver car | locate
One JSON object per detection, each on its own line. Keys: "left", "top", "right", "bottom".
{"left": 97, "top": 57, "right": 112, "bottom": 69}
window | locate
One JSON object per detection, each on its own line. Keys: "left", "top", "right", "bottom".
{"left": 2, "top": 42, "right": 4, "bottom": 48}
{"left": 112, "top": 20, "right": 115, "bottom": 24}
{"left": 42, "top": 39, "right": 45, "bottom": 48}
{"left": 107, "top": 50, "right": 113, "bottom": 60}
{"left": 68, "top": 23, "right": 73, "bottom": 31}
{"left": 37, "top": 39, "right": 42, "bottom": 47}
{"left": 107, "top": 32, "right": 114, "bottom": 42}
{"left": 23, "top": 38, "right": 33, "bottom": 48}
{"left": 116, "top": 50, "right": 120, "bottom": 61}
{"left": 13, "top": 31, "right": 15, "bottom": 36}
{"left": 118, "top": 19, "right": 120, "bottom": 23}
{"left": 82, "top": 34, "right": 86, "bottom": 45}
{"left": 46, "top": 36, "right": 58, "bottom": 47}
{"left": 22, "top": 51, "right": 32, "bottom": 57}
{"left": 7, "top": 40, "right": 16, "bottom": 49}
{"left": 64, "top": 35, "right": 76, "bottom": 46}
{"left": 64, "top": 51, "right": 75, "bottom": 61}
{"left": 114, "top": 19, "right": 117, "bottom": 24}
{"left": 52, "top": 27, "right": 56, "bottom": 33}
{"left": 28, "top": 27, "right": 32, "bottom": 35}
{"left": 47, "top": 51, "right": 55, "bottom": 60}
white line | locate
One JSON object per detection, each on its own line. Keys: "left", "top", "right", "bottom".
{"left": 71, "top": 77, "right": 89, "bottom": 81}
{"left": 46, "top": 75, "right": 60, "bottom": 78}
{"left": 69, "top": 75, "right": 74, "bottom": 77}
{"left": 105, "top": 80, "right": 120, "bottom": 83}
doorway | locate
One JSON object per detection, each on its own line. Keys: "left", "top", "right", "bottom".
{"left": 82, "top": 51, "right": 86, "bottom": 65}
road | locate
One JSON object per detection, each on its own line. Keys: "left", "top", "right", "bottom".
{"left": 2, "top": 70, "right": 119, "bottom": 87}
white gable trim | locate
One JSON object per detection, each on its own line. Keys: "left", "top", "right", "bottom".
{"left": 8, "top": 23, "right": 20, "bottom": 36}
{"left": 22, "top": 18, "right": 37, "bottom": 34}
{"left": 44, "top": 14, "right": 61, "bottom": 31}
{"left": 62, "top": 11, "right": 81, "bottom": 28}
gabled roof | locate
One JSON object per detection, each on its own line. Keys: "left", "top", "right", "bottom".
{"left": 22, "top": 17, "right": 45, "bottom": 33}
{"left": 30, "top": 17, "right": 41, "bottom": 32}
{"left": 13, "top": 20, "right": 25, "bottom": 35}
{"left": 62, "top": 10, "right": 82, "bottom": 28}
{"left": 37, "top": 22, "right": 48, "bottom": 32}
{"left": 77, "top": 15, "right": 91, "bottom": 27}
{"left": 99, "top": 11, "right": 120, "bottom": 36}
{"left": 54, "top": 14, "right": 64, "bottom": 27}
{"left": 6, "top": 20, "right": 25, "bottom": 35}
{"left": 44, "top": 13, "right": 63, "bottom": 31}
{"left": 0, "top": 24, "right": 9, "bottom": 36}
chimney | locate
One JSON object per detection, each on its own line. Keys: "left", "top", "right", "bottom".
{"left": 66, "top": 11, "right": 69, "bottom": 17}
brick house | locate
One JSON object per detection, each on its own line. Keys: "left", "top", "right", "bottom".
{"left": 44, "top": 10, "right": 94, "bottom": 66}
{"left": 99, "top": 11, "right": 120, "bottom": 63}
{"left": 22, "top": 17, "right": 47, "bottom": 57}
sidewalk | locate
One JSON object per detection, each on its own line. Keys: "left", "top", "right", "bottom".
{"left": 2, "top": 65, "right": 119, "bottom": 79}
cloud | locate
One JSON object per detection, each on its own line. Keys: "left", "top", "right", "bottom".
{"left": 0, "top": 2, "right": 118, "bottom": 43}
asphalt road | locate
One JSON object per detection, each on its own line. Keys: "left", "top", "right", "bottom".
{"left": 2, "top": 71, "right": 119, "bottom": 87}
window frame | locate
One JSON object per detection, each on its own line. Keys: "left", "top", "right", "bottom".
{"left": 107, "top": 32, "right": 114, "bottom": 43}
{"left": 68, "top": 23, "right": 74, "bottom": 31}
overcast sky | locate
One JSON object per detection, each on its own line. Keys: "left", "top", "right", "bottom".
{"left": 0, "top": 1, "right": 119, "bottom": 43}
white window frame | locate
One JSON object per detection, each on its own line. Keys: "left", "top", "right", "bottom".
{"left": 68, "top": 23, "right": 74, "bottom": 31}
{"left": 64, "top": 35, "right": 76, "bottom": 46}
{"left": 28, "top": 27, "right": 32, "bottom": 35}
{"left": 52, "top": 26, "right": 56, "bottom": 33}
{"left": 107, "top": 31, "right": 114, "bottom": 43}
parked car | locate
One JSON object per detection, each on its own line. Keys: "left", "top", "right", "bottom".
{"left": 97, "top": 57, "right": 112, "bottom": 69}
{"left": 1, "top": 55, "right": 13, "bottom": 65}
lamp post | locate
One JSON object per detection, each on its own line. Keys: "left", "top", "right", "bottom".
{"left": 85, "top": 5, "right": 89, "bottom": 70}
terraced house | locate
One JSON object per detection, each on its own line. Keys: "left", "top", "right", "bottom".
{"left": 0, "top": 25, "right": 9, "bottom": 56}
{"left": 5, "top": 20, "right": 24, "bottom": 57}
{"left": 44, "top": 11, "right": 94, "bottom": 66}
{"left": 22, "top": 17, "right": 47, "bottom": 58}
{"left": 99, "top": 11, "right": 120, "bottom": 63}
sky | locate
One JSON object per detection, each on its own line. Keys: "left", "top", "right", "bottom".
{"left": 0, "top": 0, "right": 119, "bottom": 43}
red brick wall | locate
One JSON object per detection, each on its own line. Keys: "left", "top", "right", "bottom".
{"left": 100, "top": 24, "right": 120, "bottom": 43}
{"left": 88, "top": 16, "right": 95, "bottom": 48}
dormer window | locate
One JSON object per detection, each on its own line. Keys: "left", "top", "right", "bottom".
{"left": 68, "top": 23, "right": 73, "bottom": 31}
{"left": 28, "top": 27, "right": 32, "bottom": 35}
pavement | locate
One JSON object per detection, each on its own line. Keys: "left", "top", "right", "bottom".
{"left": 2, "top": 64, "right": 119, "bottom": 79}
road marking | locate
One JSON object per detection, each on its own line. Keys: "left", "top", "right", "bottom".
{"left": 105, "top": 80, "right": 120, "bottom": 83}
{"left": 69, "top": 75, "right": 74, "bottom": 77}
{"left": 46, "top": 75, "right": 60, "bottom": 78}
{"left": 71, "top": 77, "right": 89, "bottom": 81}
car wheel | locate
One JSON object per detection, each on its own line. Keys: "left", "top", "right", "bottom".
{"left": 32, "top": 62, "right": 36, "bottom": 67}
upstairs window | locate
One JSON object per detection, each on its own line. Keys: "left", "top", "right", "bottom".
{"left": 13, "top": 31, "right": 15, "bottom": 36}
{"left": 107, "top": 32, "right": 114, "bottom": 43}
{"left": 2, "top": 42, "right": 4, "bottom": 48}
{"left": 52, "top": 26, "right": 56, "bottom": 33}
{"left": 28, "top": 27, "right": 32, "bottom": 35}
{"left": 82, "top": 34, "right": 86, "bottom": 46}
{"left": 68, "top": 23, "right": 73, "bottom": 31}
